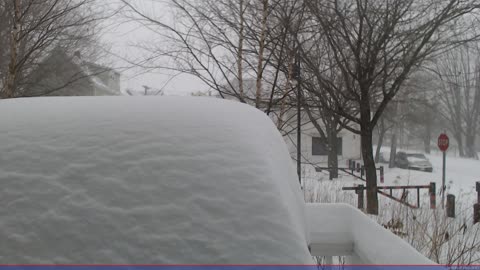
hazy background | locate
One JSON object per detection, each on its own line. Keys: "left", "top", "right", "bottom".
{"left": 101, "top": 0, "right": 206, "bottom": 95}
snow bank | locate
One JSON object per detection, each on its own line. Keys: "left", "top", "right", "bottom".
{"left": 306, "top": 204, "right": 434, "bottom": 264}
{"left": 0, "top": 97, "right": 312, "bottom": 264}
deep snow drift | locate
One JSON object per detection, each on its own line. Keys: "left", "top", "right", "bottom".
{"left": 0, "top": 97, "right": 312, "bottom": 264}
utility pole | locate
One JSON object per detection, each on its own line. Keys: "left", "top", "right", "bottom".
{"left": 293, "top": 51, "right": 302, "bottom": 185}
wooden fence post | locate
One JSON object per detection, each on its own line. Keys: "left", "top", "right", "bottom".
{"left": 446, "top": 194, "right": 455, "bottom": 218}
{"left": 474, "top": 204, "right": 480, "bottom": 225}
{"left": 380, "top": 166, "right": 384, "bottom": 184}
{"left": 429, "top": 182, "right": 436, "bottom": 209}
{"left": 401, "top": 189, "right": 409, "bottom": 202}
{"left": 357, "top": 185, "right": 364, "bottom": 210}
{"left": 476, "top": 182, "right": 480, "bottom": 203}
{"left": 416, "top": 187, "right": 421, "bottom": 208}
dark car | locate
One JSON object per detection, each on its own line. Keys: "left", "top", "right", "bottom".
{"left": 395, "top": 152, "right": 433, "bottom": 172}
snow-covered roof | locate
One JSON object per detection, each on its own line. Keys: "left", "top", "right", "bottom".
{"left": 71, "top": 55, "right": 119, "bottom": 95}
{"left": 0, "top": 97, "right": 311, "bottom": 264}
{"left": 82, "top": 64, "right": 119, "bottom": 96}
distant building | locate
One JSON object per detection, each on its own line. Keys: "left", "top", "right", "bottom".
{"left": 24, "top": 48, "right": 120, "bottom": 97}
{"left": 282, "top": 110, "right": 362, "bottom": 164}
{"left": 217, "top": 78, "right": 362, "bottom": 164}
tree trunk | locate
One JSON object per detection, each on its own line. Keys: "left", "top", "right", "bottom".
{"left": 389, "top": 131, "right": 398, "bottom": 168}
{"left": 277, "top": 51, "right": 295, "bottom": 130}
{"left": 237, "top": 0, "right": 245, "bottom": 99}
{"left": 328, "top": 127, "right": 339, "bottom": 180}
{"left": 375, "top": 132, "right": 385, "bottom": 163}
{"left": 389, "top": 102, "right": 398, "bottom": 168}
{"left": 375, "top": 119, "right": 387, "bottom": 163}
{"left": 465, "top": 131, "right": 477, "bottom": 159}
{"left": 255, "top": 0, "right": 268, "bottom": 108}
{"left": 454, "top": 132, "right": 465, "bottom": 157}
{"left": 4, "top": 0, "right": 21, "bottom": 98}
{"left": 398, "top": 119, "right": 405, "bottom": 149}
{"left": 361, "top": 126, "right": 379, "bottom": 215}
{"left": 424, "top": 121, "right": 432, "bottom": 154}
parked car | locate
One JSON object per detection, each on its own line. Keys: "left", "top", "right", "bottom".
{"left": 395, "top": 152, "right": 433, "bottom": 172}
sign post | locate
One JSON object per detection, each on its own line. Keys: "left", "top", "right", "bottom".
{"left": 438, "top": 133, "right": 449, "bottom": 209}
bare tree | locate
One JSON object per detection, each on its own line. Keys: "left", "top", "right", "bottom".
{"left": 374, "top": 106, "right": 394, "bottom": 163}
{"left": 237, "top": 0, "right": 247, "bottom": 99}
{"left": 302, "top": 0, "right": 480, "bottom": 214}
{"left": 399, "top": 72, "right": 440, "bottom": 154}
{"left": 298, "top": 41, "right": 353, "bottom": 179}
{"left": 0, "top": 0, "right": 111, "bottom": 98}
{"left": 121, "top": 0, "right": 303, "bottom": 115}
{"left": 121, "top": 0, "right": 248, "bottom": 102}
{"left": 432, "top": 43, "right": 480, "bottom": 159}
{"left": 302, "top": 93, "right": 350, "bottom": 179}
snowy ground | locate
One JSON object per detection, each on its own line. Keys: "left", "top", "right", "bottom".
{"left": 304, "top": 150, "right": 480, "bottom": 208}
{"left": 303, "top": 150, "right": 480, "bottom": 264}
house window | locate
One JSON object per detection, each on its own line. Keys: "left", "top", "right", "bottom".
{"left": 312, "top": 137, "right": 343, "bottom": 156}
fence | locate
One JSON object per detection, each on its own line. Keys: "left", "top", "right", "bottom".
{"left": 315, "top": 159, "right": 385, "bottom": 183}
{"left": 474, "top": 182, "right": 480, "bottom": 224}
{"left": 342, "top": 183, "right": 437, "bottom": 209}
{"left": 317, "top": 160, "right": 459, "bottom": 216}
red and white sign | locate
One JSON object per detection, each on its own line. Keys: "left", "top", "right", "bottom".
{"left": 438, "top": 133, "right": 449, "bottom": 152}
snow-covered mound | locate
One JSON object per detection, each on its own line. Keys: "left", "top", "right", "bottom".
{"left": 0, "top": 97, "right": 312, "bottom": 264}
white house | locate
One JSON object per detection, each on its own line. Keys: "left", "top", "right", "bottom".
{"left": 217, "top": 78, "right": 362, "bottom": 167}
{"left": 281, "top": 109, "right": 362, "bottom": 167}
{"left": 25, "top": 48, "right": 121, "bottom": 97}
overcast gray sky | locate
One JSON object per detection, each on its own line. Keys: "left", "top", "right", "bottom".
{"left": 101, "top": 0, "right": 207, "bottom": 96}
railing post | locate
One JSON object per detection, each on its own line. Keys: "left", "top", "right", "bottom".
{"left": 401, "top": 189, "right": 408, "bottom": 202}
{"left": 476, "top": 182, "right": 480, "bottom": 203}
{"left": 417, "top": 187, "right": 420, "bottom": 208}
{"left": 429, "top": 182, "right": 436, "bottom": 209}
{"left": 446, "top": 194, "right": 455, "bottom": 218}
{"left": 474, "top": 204, "right": 480, "bottom": 225}
{"left": 380, "top": 166, "right": 384, "bottom": 184}
{"left": 474, "top": 182, "right": 480, "bottom": 224}
{"left": 357, "top": 185, "right": 364, "bottom": 210}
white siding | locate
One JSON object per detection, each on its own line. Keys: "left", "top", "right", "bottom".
{"left": 283, "top": 117, "right": 362, "bottom": 166}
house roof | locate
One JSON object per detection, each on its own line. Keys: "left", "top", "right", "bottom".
{"left": 71, "top": 55, "right": 119, "bottom": 95}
